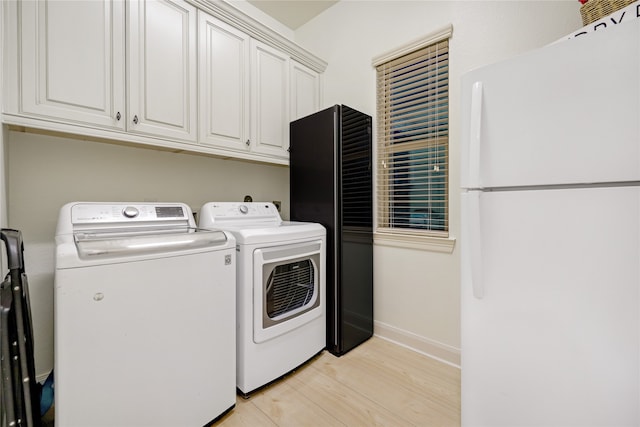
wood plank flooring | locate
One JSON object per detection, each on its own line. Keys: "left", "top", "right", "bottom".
{"left": 216, "top": 337, "right": 461, "bottom": 427}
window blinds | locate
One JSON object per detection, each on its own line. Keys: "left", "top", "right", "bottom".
{"left": 376, "top": 38, "right": 449, "bottom": 236}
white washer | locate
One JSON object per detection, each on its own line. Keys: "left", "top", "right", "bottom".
{"left": 198, "top": 202, "right": 326, "bottom": 395}
{"left": 54, "top": 202, "right": 236, "bottom": 427}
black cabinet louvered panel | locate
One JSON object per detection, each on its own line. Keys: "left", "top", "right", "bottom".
{"left": 341, "top": 105, "right": 372, "bottom": 229}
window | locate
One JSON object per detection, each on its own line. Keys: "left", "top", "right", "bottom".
{"left": 374, "top": 27, "right": 451, "bottom": 239}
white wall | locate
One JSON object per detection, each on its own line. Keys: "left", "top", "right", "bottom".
{"left": 294, "top": 0, "right": 582, "bottom": 364}
{"left": 225, "top": 0, "right": 295, "bottom": 40}
{"left": 7, "top": 130, "right": 290, "bottom": 378}
{"left": 0, "top": 0, "right": 6, "bottom": 228}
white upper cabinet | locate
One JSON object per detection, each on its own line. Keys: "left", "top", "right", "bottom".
{"left": 5, "top": 0, "right": 327, "bottom": 164}
{"left": 250, "top": 39, "right": 290, "bottom": 159}
{"left": 20, "top": 0, "right": 125, "bottom": 129}
{"left": 18, "top": 0, "right": 197, "bottom": 142}
{"left": 290, "top": 61, "right": 320, "bottom": 122}
{"left": 198, "top": 12, "right": 250, "bottom": 151}
{"left": 128, "top": 0, "right": 197, "bottom": 142}
{"left": 198, "top": 15, "right": 319, "bottom": 162}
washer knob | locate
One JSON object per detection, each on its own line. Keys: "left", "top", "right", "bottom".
{"left": 239, "top": 205, "right": 249, "bottom": 214}
{"left": 122, "top": 206, "right": 139, "bottom": 218}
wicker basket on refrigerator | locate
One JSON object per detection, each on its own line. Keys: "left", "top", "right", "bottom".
{"left": 580, "top": 0, "right": 638, "bottom": 25}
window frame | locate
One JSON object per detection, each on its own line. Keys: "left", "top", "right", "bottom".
{"left": 372, "top": 25, "right": 455, "bottom": 253}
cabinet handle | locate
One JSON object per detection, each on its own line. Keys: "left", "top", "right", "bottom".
{"left": 245, "top": 139, "right": 250, "bottom": 146}
{"left": 116, "top": 112, "right": 121, "bottom": 121}
{"left": 133, "top": 115, "right": 139, "bottom": 125}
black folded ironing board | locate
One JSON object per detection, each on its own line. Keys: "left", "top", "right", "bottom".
{"left": 0, "top": 229, "right": 41, "bottom": 427}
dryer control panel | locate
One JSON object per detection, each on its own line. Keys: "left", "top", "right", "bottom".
{"left": 199, "top": 202, "right": 282, "bottom": 225}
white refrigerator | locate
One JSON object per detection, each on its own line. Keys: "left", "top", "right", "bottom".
{"left": 460, "top": 20, "right": 640, "bottom": 426}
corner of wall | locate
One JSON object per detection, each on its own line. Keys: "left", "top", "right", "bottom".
{"left": 374, "top": 320, "right": 460, "bottom": 368}
{"left": 221, "top": 0, "right": 294, "bottom": 40}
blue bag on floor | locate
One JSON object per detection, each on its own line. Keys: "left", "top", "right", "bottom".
{"left": 40, "top": 371, "right": 54, "bottom": 416}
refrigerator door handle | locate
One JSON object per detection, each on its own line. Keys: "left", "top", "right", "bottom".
{"left": 469, "top": 81, "right": 483, "bottom": 189}
{"left": 468, "top": 191, "right": 484, "bottom": 299}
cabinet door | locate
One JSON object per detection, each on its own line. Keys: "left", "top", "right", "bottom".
{"left": 198, "top": 12, "right": 250, "bottom": 151}
{"left": 128, "top": 0, "right": 197, "bottom": 142}
{"left": 290, "top": 61, "right": 320, "bottom": 121}
{"left": 250, "top": 40, "right": 290, "bottom": 159}
{"left": 20, "top": 0, "right": 125, "bottom": 129}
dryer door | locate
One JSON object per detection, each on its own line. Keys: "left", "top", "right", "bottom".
{"left": 253, "top": 240, "right": 323, "bottom": 344}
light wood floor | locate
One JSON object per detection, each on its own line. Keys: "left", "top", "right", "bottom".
{"left": 216, "top": 337, "right": 461, "bottom": 427}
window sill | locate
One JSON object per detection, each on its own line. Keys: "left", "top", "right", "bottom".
{"left": 374, "top": 231, "right": 456, "bottom": 253}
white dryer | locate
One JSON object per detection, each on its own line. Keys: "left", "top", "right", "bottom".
{"left": 54, "top": 202, "right": 236, "bottom": 427}
{"left": 198, "top": 202, "right": 326, "bottom": 396}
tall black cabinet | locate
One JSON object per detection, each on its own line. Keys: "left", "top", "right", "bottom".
{"left": 289, "top": 104, "right": 373, "bottom": 356}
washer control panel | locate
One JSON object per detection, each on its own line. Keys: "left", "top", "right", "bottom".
{"left": 71, "top": 203, "right": 189, "bottom": 224}
{"left": 122, "top": 206, "right": 140, "bottom": 218}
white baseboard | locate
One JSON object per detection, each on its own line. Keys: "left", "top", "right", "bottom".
{"left": 374, "top": 321, "right": 460, "bottom": 368}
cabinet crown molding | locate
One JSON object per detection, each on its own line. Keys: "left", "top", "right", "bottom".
{"left": 188, "top": 0, "right": 328, "bottom": 73}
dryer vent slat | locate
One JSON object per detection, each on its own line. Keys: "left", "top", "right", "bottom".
{"left": 266, "top": 260, "right": 315, "bottom": 318}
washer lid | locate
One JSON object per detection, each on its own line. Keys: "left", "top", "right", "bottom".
{"left": 74, "top": 228, "right": 228, "bottom": 259}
